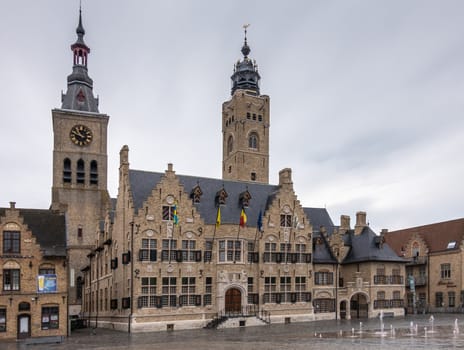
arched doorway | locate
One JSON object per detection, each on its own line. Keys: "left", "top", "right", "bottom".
{"left": 350, "top": 293, "right": 368, "bottom": 319}
{"left": 340, "top": 300, "right": 347, "bottom": 319}
{"left": 225, "top": 288, "right": 242, "bottom": 315}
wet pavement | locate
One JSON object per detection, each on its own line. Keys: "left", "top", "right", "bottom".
{"left": 4, "top": 314, "right": 464, "bottom": 350}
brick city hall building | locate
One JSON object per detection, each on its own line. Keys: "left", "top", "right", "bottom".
{"left": 1, "top": 10, "right": 408, "bottom": 339}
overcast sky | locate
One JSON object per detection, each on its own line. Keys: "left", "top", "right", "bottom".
{"left": 1, "top": 1, "right": 463, "bottom": 232}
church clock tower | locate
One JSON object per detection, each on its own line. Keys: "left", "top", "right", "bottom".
{"left": 51, "top": 9, "right": 110, "bottom": 316}
{"left": 222, "top": 26, "right": 270, "bottom": 183}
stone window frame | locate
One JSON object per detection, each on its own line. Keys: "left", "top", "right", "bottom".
{"left": 139, "top": 238, "right": 157, "bottom": 262}
{"left": 248, "top": 132, "right": 259, "bottom": 150}
{"left": 161, "top": 277, "right": 177, "bottom": 307}
{"left": 41, "top": 306, "right": 59, "bottom": 330}
{"left": 218, "top": 239, "right": 242, "bottom": 263}
{"left": 3, "top": 268, "right": 20, "bottom": 291}
{"left": 180, "top": 277, "right": 196, "bottom": 306}
{"left": 2, "top": 230, "right": 20, "bottom": 254}
{"left": 139, "top": 277, "right": 157, "bottom": 308}
{"left": 440, "top": 263, "right": 451, "bottom": 279}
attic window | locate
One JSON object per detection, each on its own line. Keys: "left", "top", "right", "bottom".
{"left": 216, "top": 187, "right": 228, "bottom": 206}
{"left": 239, "top": 190, "right": 252, "bottom": 208}
{"left": 190, "top": 184, "right": 203, "bottom": 204}
{"left": 447, "top": 241, "right": 457, "bottom": 249}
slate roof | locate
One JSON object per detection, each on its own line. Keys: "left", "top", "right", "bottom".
{"left": 304, "top": 207, "right": 336, "bottom": 234}
{"left": 342, "top": 227, "right": 406, "bottom": 264}
{"left": 129, "top": 169, "right": 279, "bottom": 227}
{"left": 0, "top": 208, "right": 66, "bottom": 257}
{"left": 384, "top": 218, "right": 464, "bottom": 255}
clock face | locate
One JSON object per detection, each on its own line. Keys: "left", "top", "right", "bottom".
{"left": 70, "top": 124, "right": 93, "bottom": 146}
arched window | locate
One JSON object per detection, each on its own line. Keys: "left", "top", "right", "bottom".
{"left": 227, "top": 135, "right": 234, "bottom": 155}
{"left": 248, "top": 133, "right": 258, "bottom": 150}
{"left": 63, "top": 158, "right": 72, "bottom": 183}
{"left": 90, "top": 160, "right": 98, "bottom": 185}
{"left": 76, "top": 159, "right": 85, "bottom": 184}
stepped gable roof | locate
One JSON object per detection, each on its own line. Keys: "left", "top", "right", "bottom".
{"left": 384, "top": 218, "right": 464, "bottom": 255}
{"left": 128, "top": 169, "right": 279, "bottom": 227}
{"left": 342, "top": 226, "right": 406, "bottom": 264}
{"left": 0, "top": 208, "right": 66, "bottom": 257}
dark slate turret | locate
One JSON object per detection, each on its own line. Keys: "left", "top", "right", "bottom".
{"left": 231, "top": 25, "right": 261, "bottom": 96}
{"left": 61, "top": 7, "right": 99, "bottom": 112}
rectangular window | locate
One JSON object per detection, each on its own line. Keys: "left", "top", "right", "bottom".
{"left": 263, "top": 276, "right": 277, "bottom": 303}
{"left": 3, "top": 269, "right": 20, "bottom": 291}
{"left": 204, "top": 277, "right": 212, "bottom": 306}
{"left": 449, "top": 291, "right": 456, "bottom": 307}
{"left": 181, "top": 240, "right": 197, "bottom": 261}
{"left": 263, "top": 242, "right": 277, "bottom": 262}
{"left": 39, "top": 268, "right": 56, "bottom": 275}
{"left": 180, "top": 277, "right": 196, "bottom": 306}
{"left": 295, "top": 244, "right": 306, "bottom": 263}
{"left": 0, "top": 308, "right": 5, "bottom": 332}
{"left": 436, "top": 292, "right": 443, "bottom": 307}
{"left": 280, "top": 214, "right": 292, "bottom": 228}
{"left": 204, "top": 241, "right": 212, "bottom": 262}
{"left": 441, "top": 264, "right": 451, "bottom": 279}
{"left": 162, "top": 206, "right": 175, "bottom": 221}
{"left": 315, "top": 271, "right": 333, "bottom": 285}
{"left": 139, "top": 239, "right": 157, "bottom": 262}
{"left": 3, "top": 231, "right": 20, "bottom": 253}
{"left": 218, "top": 240, "right": 242, "bottom": 262}
{"left": 313, "top": 299, "right": 335, "bottom": 313}
{"left": 161, "top": 239, "right": 177, "bottom": 261}
{"left": 41, "top": 306, "right": 59, "bottom": 330}
{"left": 139, "top": 277, "right": 157, "bottom": 308}
{"left": 161, "top": 277, "right": 177, "bottom": 307}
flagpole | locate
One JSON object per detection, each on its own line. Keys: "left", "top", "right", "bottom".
{"left": 211, "top": 206, "right": 221, "bottom": 264}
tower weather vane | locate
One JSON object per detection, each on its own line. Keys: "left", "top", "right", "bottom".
{"left": 243, "top": 23, "right": 250, "bottom": 38}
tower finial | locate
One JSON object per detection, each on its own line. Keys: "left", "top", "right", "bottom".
{"left": 241, "top": 24, "right": 251, "bottom": 58}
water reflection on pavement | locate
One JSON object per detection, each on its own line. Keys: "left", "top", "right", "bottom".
{"left": 5, "top": 314, "right": 464, "bottom": 350}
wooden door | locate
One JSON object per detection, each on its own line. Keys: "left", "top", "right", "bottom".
{"left": 225, "top": 288, "right": 241, "bottom": 314}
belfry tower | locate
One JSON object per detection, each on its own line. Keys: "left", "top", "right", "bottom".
{"left": 222, "top": 26, "right": 270, "bottom": 184}
{"left": 51, "top": 8, "right": 110, "bottom": 316}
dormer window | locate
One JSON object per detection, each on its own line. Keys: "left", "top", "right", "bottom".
{"left": 239, "top": 190, "right": 252, "bottom": 208}
{"left": 190, "top": 184, "right": 203, "bottom": 204}
{"left": 447, "top": 241, "right": 457, "bottom": 249}
{"left": 216, "top": 187, "right": 228, "bottom": 206}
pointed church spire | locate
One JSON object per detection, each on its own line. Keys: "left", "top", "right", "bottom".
{"left": 61, "top": 6, "right": 99, "bottom": 112}
{"left": 231, "top": 24, "right": 261, "bottom": 96}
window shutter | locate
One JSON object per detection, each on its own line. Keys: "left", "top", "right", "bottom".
{"left": 276, "top": 293, "right": 281, "bottom": 304}
{"left": 291, "top": 253, "right": 297, "bottom": 264}
{"left": 156, "top": 296, "right": 162, "bottom": 309}
{"left": 276, "top": 253, "right": 282, "bottom": 263}
{"left": 137, "top": 297, "right": 143, "bottom": 309}
{"left": 176, "top": 250, "right": 183, "bottom": 262}
{"left": 150, "top": 250, "right": 157, "bottom": 262}
{"left": 195, "top": 295, "right": 202, "bottom": 306}
{"left": 305, "top": 253, "right": 312, "bottom": 263}
{"left": 139, "top": 250, "right": 144, "bottom": 261}
{"left": 291, "top": 292, "right": 297, "bottom": 303}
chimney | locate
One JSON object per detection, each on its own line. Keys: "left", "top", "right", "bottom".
{"left": 354, "top": 211, "right": 367, "bottom": 235}
{"left": 166, "top": 163, "right": 176, "bottom": 178}
{"left": 340, "top": 215, "right": 351, "bottom": 231}
{"left": 9, "top": 202, "right": 16, "bottom": 209}
{"left": 278, "top": 168, "right": 293, "bottom": 188}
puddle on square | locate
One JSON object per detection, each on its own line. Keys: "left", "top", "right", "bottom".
{"left": 6, "top": 314, "right": 464, "bottom": 349}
